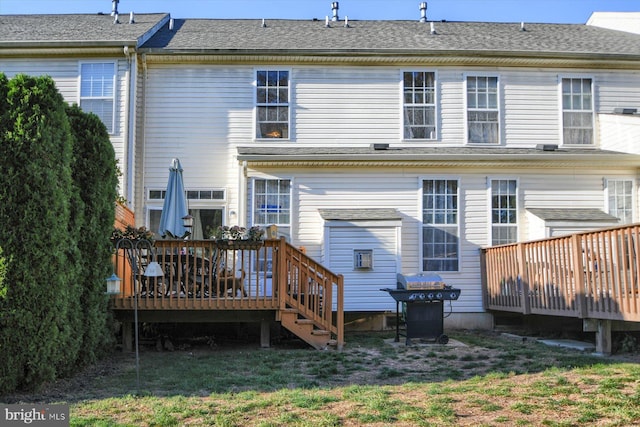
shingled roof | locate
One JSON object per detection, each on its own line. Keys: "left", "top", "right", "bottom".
{"left": 141, "top": 18, "right": 640, "bottom": 59}
{"left": 0, "top": 13, "right": 169, "bottom": 47}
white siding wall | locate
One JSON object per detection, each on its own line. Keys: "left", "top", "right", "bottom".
{"left": 142, "top": 65, "right": 254, "bottom": 220}
{"left": 140, "top": 62, "right": 640, "bottom": 314}
{"left": 325, "top": 223, "right": 400, "bottom": 311}
{"left": 244, "top": 165, "right": 639, "bottom": 313}
{"left": 599, "top": 114, "right": 640, "bottom": 154}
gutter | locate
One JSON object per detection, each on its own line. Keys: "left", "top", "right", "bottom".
{"left": 236, "top": 151, "right": 640, "bottom": 169}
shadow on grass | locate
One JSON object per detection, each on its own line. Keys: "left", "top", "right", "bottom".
{"left": 2, "top": 329, "right": 630, "bottom": 404}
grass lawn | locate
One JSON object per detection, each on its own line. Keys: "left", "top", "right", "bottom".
{"left": 3, "top": 330, "right": 640, "bottom": 426}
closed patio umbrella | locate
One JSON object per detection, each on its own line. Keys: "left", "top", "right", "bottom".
{"left": 158, "top": 158, "right": 189, "bottom": 239}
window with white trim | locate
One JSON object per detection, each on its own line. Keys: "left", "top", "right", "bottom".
{"left": 256, "top": 70, "right": 289, "bottom": 139}
{"left": 607, "top": 179, "right": 633, "bottom": 224}
{"left": 491, "top": 179, "right": 518, "bottom": 245}
{"left": 147, "top": 188, "right": 226, "bottom": 238}
{"left": 562, "top": 78, "right": 593, "bottom": 145}
{"left": 467, "top": 76, "right": 499, "bottom": 144}
{"left": 422, "top": 179, "right": 459, "bottom": 271}
{"left": 80, "top": 62, "right": 115, "bottom": 133}
{"left": 252, "top": 178, "right": 291, "bottom": 226}
{"left": 403, "top": 71, "right": 436, "bottom": 139}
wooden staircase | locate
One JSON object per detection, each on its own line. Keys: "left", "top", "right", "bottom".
{"left": 278, "top": 309, "right": 337, "bottom": 350}
{"left": 275, "top": 240, "right": 344, "bottom": 350}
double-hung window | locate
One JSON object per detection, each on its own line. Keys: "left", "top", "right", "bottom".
{"left": 422, "top": 179, "right": 459, "bottom": 272}
{"left": 607, "top": 179, "right": 633, "bottom": 224}
{"left": 252, "top": 178, "right": 291, "bottom": 226}
{"left": 467, "top": 76, "right": 499, "bottom": 144}
{"left": 491, "top": 179, "right": 518, "bottom": 245}
{"left": 403, "top": 71, "right": 436, "bottom": 139}
{"left": 80, "top": 62, "right": 115, "bottom": 133}
{"left": 256, "top": 70, "right": 289, "bottom": 139}
{"left": 562, "top": 78, "right": 593, "bottom": 145}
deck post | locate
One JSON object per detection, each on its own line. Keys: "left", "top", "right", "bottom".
{"left": 260, "top": 319, "right": 271, "bottom": 348}
{"left": 571, "top": 234, "right": 588, "bottom": 318}
{"left": 595, "top": 319, "right": 612, "bottom": 355}
{"left": 122, "top": 321, "right": 133, "bottom": 352}
{"left": 517, "top": 243, "right": 531, "bottom": 315}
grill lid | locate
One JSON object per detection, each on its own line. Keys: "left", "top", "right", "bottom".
{"left": 397, "top": 273, "right": 444, "bottom": 290}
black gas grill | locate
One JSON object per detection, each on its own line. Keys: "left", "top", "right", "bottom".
{"left": 381, "top": 273, "right": 460, "bottom": 345}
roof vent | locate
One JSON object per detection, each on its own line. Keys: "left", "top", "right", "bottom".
{"left": 331, "top": 2, "right": 339, "bottom": 22}
{"left": 169, "top": 18, "right": 174, "bottom": 31}
{"left": 430, "top": 22, "right": 437, "bottom": 34}
{"left": 520, "top": 22, "right": 526, "bottom": 31}
{"left": 113, "top": 13, "right": 119, "bottom": 24}
{"left": 261, "top": 18, "right": 267, "bottom": 27}
{"left": 344, "top": 16, "right": 349, "bottom": 27}
{"left": 129, "top": 11, "right": 135, "bottom": 24}
{"left": 111, "top": 0, "right": 119, "bottom": 16}
{"left": 613, "top": 107, "right": 637, "bottom": 115}
{"left": 419, "top": 2, "right": 427, "bottom": 23}
{"left": 325, "top": 16, "right": 330, "bottom": 27}
{"left": 536, "top": 144, "right": 558, "bottom": 152}
{"left": 372, "top": 143, "right": 390, "bottom": 150}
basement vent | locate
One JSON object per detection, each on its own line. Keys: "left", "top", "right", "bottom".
{"left": 613, "top": 108, "right": 637, "bottom": 115}
{"left": 372, "top": 143, "right": 389, "bottom": 150}
{"left": 536, "top": 144, "right": 558, "bottom": 151}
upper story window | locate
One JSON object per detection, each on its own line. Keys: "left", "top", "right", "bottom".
{"left": 491, "top": 179, "right": 518, "bottom": 245}
{"left": 80, "top": 62, "right": 115, "bottom": 134}
{"left": 607, "top": 179, "right": 633, "bottom": 224}
{"left": 403, "top": 71, "right": 436, "bottom": 139}
{"left": 422, "top": 179, "right": 459, "bottom": 272}
{"left": 256, "top": 70, "right": 289, "bottom": 139}
{"left": 562, "top": 78, "right": 593, "bottom": 145}
{"left": 467, "top": 76, "right": 499, "bottom": 144}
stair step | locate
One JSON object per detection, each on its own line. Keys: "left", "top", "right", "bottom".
{"left": 296, "top": 319, "right": 313, "bottom": 325}
{"left": 311, "top": 329, "right": 329, "bottom": 336}
{"left": 327, "top": 339, "right": 338, "bottom": 347}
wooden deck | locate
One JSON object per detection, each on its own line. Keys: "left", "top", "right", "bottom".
{"left": 481, "top": 223, "right": 640, "bottom": 322}
{"left": 110, "top": 238, "right": 344, "bottom": 350}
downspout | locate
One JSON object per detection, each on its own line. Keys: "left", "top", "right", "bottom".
{"left": 239, "top": 160, "right": 248, "bottom": 226}
{"left": 123, "top": 45, "right": 137, "bottom": 208}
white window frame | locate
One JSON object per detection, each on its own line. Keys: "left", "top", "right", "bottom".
{"left": 605, "top": 178, "right": 635, "bottom": 224}
{"left": 465, "top": 74, "right": 500, "bottom": 144}
{"left": 401, "top": 70, "right": 438, "bottom": 140}
{"left": 251, "top": 177, "right": 292, "bottom": 227}
{"left": 254, "top": 69, "right": 291, "bottom": 140}
{"left": 489, "top": 178, "right": 519, "bottom": 246}
{"left": 559, "top": 76, "right": 595, "bottom": 146}
{"left": 420, "top": 177, "right": 460, "bottom": 272}
{"left": 78, "top": 61, "right": 116, "bottom": 134}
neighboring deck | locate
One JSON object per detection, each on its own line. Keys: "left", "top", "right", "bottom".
{"left": 110, "top": 238, "right": 344, "bottom": 350}
{"left": 481, "top": 223, "right": 640, "bottom": 352}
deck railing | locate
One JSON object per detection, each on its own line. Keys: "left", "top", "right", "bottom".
{"left": 482, "top": 223, "right": 640, "bottom": 322}
{"left": 110, "top": 237, "right": 344, "bottom": 347}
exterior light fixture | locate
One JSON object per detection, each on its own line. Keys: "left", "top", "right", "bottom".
{"left": 182, "top": 214, "right": 194, "bottom": 229}
{"left": 106, "top": 272, "right": 122, "bottom": 295}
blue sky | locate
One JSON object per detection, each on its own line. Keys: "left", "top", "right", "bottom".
{"left": 0, "top": 0, "right": 638, "bottom": 23}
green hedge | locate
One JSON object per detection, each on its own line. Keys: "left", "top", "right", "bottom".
{"left": 0, "top": 74, "right": 117, "bottom": 393}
